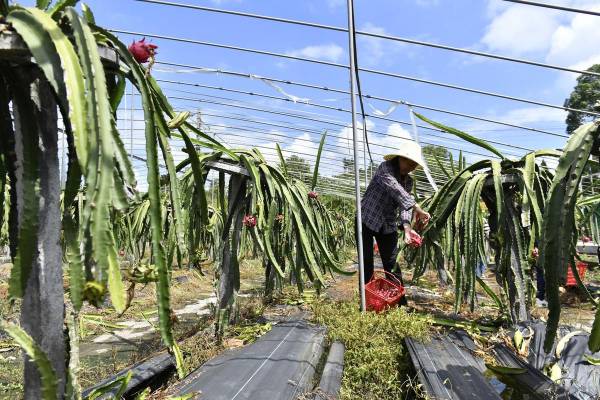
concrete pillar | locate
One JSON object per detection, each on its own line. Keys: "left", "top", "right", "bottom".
{"left": 14, "top": 69, "right": 66, "bottom": 399}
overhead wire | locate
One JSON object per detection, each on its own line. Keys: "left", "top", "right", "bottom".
{"left": 132, "top": 0, "right": 600, "bottom": 77}
{"left": 154, "top": 78, "right": 560, "bottom": 148}
{"left": 124, "top": 124, "right": 461, "bottom": 182}
{"left": 130, "top": 90, "right": 532, "bottom": 156}
{"left": 193, "top": 110, "right": 527, "bottom": 155}
{"left": 108, "top": 31, "right": 594, "bottom": 132}
{"left": 156, "top": 78, "right": 576, "bottom": 140}
{"left": 155, "top": 62, "right": 600, "bottom": 119}
{"left": 118, "top": 2, "right": 600, "bottom": 197}
{"left": 121, "top": 95, "right": 525, "bottom": 159}
{"left": 503, "top": 0, "right": 600, "bottom": 16}
{"left": 160, "top": 95, "right": 507, "bottom": 158}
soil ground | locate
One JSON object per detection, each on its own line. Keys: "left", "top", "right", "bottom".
{"left": 329, "top": 259, "right": 598, "bottom": 332}
{"left": 0, "top": 258, "right": 266, "bottom": 399}
{"left": 1, "top": 254, "right": 598, "bottom": 399}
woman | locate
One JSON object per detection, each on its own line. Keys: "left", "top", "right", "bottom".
{"left": 359, "top": 140, "right": 430, "bottom": 285}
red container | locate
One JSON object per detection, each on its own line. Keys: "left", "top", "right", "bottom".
{"left": 365, "top": 270, "right": 406, "bottom": 312}
{"left": 566, "top": 262, "right": 587, "bottom": 287}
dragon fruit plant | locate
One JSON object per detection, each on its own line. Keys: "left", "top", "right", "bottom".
{"left": 0, "top": 1, "right": 230, "bottom": 396}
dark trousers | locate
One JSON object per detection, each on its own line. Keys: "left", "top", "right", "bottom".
{"left": 535, "top": 263, "right": 545, "bottom": 300}
{"left": 357, "top": 222, "right": 405, "bottom": 288}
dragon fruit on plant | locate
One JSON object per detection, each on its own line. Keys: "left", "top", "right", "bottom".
{"left": 128, "top": 38, "right": 158, "bottom": 63}
{"left": 243, "top": 214, "right": 257, "bottom": 228}
{"left": 406, "top": 230, "right": 422, "bottom": 248}
{"left": 308, "top": 191, "right": 318, "bottom": 199}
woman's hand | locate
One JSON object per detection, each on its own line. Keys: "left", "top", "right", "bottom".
{"left": 413, "top": 205, "right": 431, "bottom": 228}
{"left": 531, "top": 247, "right": 539, "bottom": 260}
{"left": 404, "top": 224, "right": 414, "bottom": 245}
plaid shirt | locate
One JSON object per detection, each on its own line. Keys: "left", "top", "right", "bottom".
{"left": 361, "top": 160, "right": 415, "bottom": 234}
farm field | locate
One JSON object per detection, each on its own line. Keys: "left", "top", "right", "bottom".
{"left": 1, "top": 1, "right": 600, "bottom": 399}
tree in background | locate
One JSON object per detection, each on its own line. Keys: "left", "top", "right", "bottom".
{"left": 423, "top": 144, "right": 450, "bottom": 160}
{"left": 564, "top": 64, "right": 600, "bottom": 134}
{"left": 420, "top": 144, "right": 451, "bottom": 188}
{"left": 284, "top": 155, "right": 311, "bottom": 183}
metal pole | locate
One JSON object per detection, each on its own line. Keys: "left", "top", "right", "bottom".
{"left": 362, "top": 129, "right": 367, "bottom": 189}
{"left": 130, "top": 83, "right": 134, "bottom": 154}
{"left": 347, "top": 0, "right": 366, "bottom": 312}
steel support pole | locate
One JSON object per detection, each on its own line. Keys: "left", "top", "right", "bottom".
{"left": 347, "top": 0, "right": 366, "bottom": 312}
{"left": 130, "top": 83, "right": 134, "bottom": 154}
{"left": 362, "top": 129, "right": 367, "bottom": 189}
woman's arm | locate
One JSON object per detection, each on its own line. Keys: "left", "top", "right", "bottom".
{"left": 376, "top": 163, "right": 415, "bottom": 211}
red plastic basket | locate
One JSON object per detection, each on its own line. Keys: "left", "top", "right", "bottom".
{"left": 365, "top": 269, "right": 406, "bottom": 312}
{"left": 566, "top": 262, "right": 587, "bottom": 287}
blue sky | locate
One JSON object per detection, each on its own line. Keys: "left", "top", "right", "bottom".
{"left": 25, "top": 0, "right": 600, "bottom": 190}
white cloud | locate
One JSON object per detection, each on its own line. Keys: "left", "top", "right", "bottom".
{"left": 325, "top": 0, "right": 344, "bottom": 9}
{"left": 481, "top": 1, "right": 600, "bottom": 66}
{"left": 461, "top": 106, "right": 566, "bottom": 137}
{"left": 492, "top": 106, "right": 566, "bottom": 126}
{"left": 481, "top": 5, "right": 561, "bottom": 55}
{"left": 357, "top": 23, "right": 406, "bottom": 67}
{"left": 286, "top": 44, "right": 344, "bottom": 63}
{"left": 480, "top": 1, "right": 600, "bottom": 98}
{"left": 415, "top": 0, "right": 440, "bottom": 6}
{"left": 546, "top": 8, "right": 600, "bottom": 67}
{"left": 334, "top": 120, "right": 414, "bottom": 164}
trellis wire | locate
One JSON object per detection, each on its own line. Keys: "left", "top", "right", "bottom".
{"left": 155, "top": 78, "right": 566, "bottom": 144}
{"left": 133, "top": 0, "right": 600, "bottom": 76}
{"left": 155, "top": 62, "right": 600, "bottom": 119}
{"left": 503, "top": 0, "right": 600, "bottom": 16}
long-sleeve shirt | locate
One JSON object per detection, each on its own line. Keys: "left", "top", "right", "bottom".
{"left": 361, "top": 160, "right": 415, "bottom": 234}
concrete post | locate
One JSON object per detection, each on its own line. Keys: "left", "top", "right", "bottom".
{"left": 14, "top": 70, "right": 65, "bottom": 398}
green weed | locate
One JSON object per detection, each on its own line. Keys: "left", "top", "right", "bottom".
{"left": 311, "top": 298, "right": 431, "bottom": 400}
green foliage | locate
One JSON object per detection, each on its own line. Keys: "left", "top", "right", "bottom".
{"left": 312, "top": 298, "right": 430, "bottom": 400}
{"left": 311, "top": 131, "right": 327, "bottom": 190}
{"left": 1, "top": 321, "right": 57, "bottom": 400}
{"left": 285, "top": 154, "right": 311, "bottom": 183}
{"left": 415, "top": 112, "right": 505, "bottom": 160}
{"left": 84, "top": 370, "right": 132, "bottom": 400}
{"left": 540, "top": 120, "right": 600, "bottom": 352}
{"left": 229, "top": 322, "right": 272, "bottom": 344}
{"left": 409, "top": 114, "right": 555, "bottom": 323}
{"left": 564, "top": 64, "right": 600, "bottom": 134}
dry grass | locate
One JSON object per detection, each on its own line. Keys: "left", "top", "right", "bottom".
{"left": 0, "top": 257, "right": 267, "bottom": 398}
